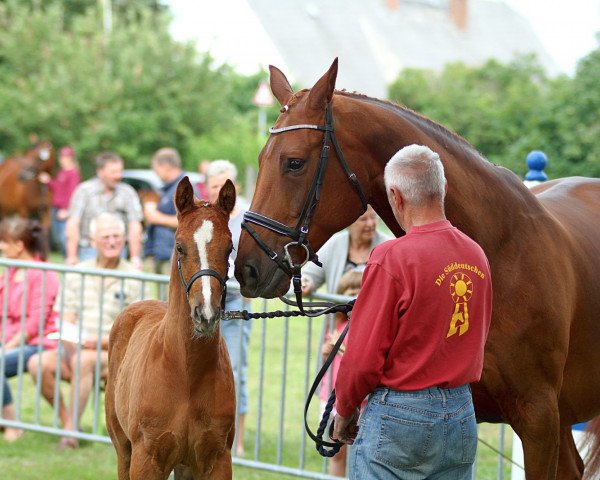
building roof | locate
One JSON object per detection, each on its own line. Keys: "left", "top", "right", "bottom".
{"left": 245, "top": 0, "right": 558, "bottom": 98}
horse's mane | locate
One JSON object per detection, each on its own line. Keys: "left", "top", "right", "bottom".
{"left": 335, "top": 90, "right": 490, "bottom": 165}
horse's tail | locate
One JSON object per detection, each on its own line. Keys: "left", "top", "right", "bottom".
{"left": 583, "top": 416, "right": 600, "bottom": 479}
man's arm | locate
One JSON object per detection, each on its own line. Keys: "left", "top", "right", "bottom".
{"left": 334, "top": 264, "right": 403, "bottom": 417}
{"left": 128, "top": 220, "right": 143, "bottom": 269}
{"left": 143, "top": 202, "right": 178, "bottom": 229}
{"left": 65, "top": 216, "right": 81, "bottom": 265}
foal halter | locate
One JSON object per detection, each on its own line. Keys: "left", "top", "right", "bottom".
{"left": 177, "top": 257, "right": 228, "bottom": 309}
{"left": 242, "top": 102, "right": 368, "bottom": 280}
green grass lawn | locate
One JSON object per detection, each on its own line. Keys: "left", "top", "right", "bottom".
{"left": 0, "top": 265, "right": 518, "bottom": 479}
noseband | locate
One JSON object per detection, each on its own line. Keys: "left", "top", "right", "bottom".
{"left": 242, "top": 102, "right": 368, "bottom": 278}
{"left": 177, "top": 257, "right": 228, "bottom": 310}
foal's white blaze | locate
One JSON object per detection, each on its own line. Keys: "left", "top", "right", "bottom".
{"left": 193, "top": 220, "right": 214, "bottom": 320}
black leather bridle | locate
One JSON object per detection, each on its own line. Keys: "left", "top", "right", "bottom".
{"left": 242, "top": 102, "right": 368, "bottom": 313}
{"left": 177, "top": 256, "right": 228, "bottom": 310}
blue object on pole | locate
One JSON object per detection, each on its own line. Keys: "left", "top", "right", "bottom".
{"left": 525, "top": 150, "right": 548, "bottom": 181}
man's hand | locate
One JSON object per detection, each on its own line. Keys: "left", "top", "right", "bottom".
{"left": 331, "top": 408, "right": 360, "bottom": 445}
{"left": 301, "top": 277, "right": 314, "bottom": 295}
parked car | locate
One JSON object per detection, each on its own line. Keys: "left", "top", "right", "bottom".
{"left": 121, "top": 169, "right": 205, "bottom": 194}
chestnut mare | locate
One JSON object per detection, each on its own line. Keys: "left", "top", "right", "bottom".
{"left": 106, "top": 177, "right": 236, "bottom": 480}
{"left": 234, "top": 59, "right": 600, "bottom": 479}
{"left": 0, "top": 140, "right": 54, "bottom": 227}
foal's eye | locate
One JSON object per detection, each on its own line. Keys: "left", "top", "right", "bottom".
{"left": 286, "top": 158, "right": 305, "bottom": 172}
{"left": 176, "top": 243, "right": 184, "bottom": 255}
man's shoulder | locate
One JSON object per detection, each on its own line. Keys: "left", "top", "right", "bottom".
{"left": 74, "top": 177, "right": 101, "bottom": 194}
{"left": 115, "top": 181, "right": 139, "bottom": 197}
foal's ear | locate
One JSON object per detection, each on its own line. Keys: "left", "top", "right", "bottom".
{"left": 307, "top": 58, "right": 338, "bottom": 111}
{"left": 269, "top": 64, "right": 294, "bottom": 106}
{"left": 217, "top": 179, "right": 236, "bottom": 216}
{"left": 175, "top": 176, "right": 195, "bottom": 216}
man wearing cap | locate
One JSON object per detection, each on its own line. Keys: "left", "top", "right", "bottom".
{"left": 38, "top": 146, "right": 81, "bottom": 255}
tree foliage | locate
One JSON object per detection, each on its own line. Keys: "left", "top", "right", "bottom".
{"left": 388, "top": 51, "right": 600, "bottom": 178}
{"left": 0, "top": 0, "right": 269, "bottom": 180}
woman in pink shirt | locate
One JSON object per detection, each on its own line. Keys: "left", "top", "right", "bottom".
{"left": 38, "top": 145, "right": 81, "bottom": 255}
{"left": 0, "top": 218, "right": 59, "bottom": 441}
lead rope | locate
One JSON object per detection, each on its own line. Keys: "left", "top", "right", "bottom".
{"left": 225, "top": 301, "right": 353, "bottom": 458}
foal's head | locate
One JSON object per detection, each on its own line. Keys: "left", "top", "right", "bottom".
{"left": 174, "top": 176, "right": 235, "bottom": 337}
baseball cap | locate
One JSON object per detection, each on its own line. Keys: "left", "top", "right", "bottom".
{"left": 59, "top": 146, "right": 75, "bottom": 156}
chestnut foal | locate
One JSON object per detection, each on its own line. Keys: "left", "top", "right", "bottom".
{"left": 106, "top": 177, "right": 236, "bottom": 479}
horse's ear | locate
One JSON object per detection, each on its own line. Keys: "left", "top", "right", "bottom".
{"left": 269, "top": 64, "right": 294, "bottom": 106}
{"left": 307, "top": 58, "right": 338, "bottom": 111}
{"left": 217, "top": 179, "right": 236, "bottom": 216}
{"left": 175, "top": 176, "right": 195, "bottom": 216}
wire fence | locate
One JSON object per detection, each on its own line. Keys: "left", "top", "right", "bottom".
{"left": 0, "top": 258, "right": 519, "bottom": 479}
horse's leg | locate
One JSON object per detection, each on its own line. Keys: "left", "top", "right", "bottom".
{"left": 557, "top": 423, "right": 584, "bottom": 479}
{"left": 128, "top": 445, "right": 174, "bottom": 480}
{"left": 209, "top": 454, "right": 232, "bottom": 480}
{"left": 510, "top": 390, "right": 561, "bottom": 479}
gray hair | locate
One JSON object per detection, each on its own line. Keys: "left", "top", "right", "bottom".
{"left": 89, "top": 212, "right": 126, "bottom": 239}
{"left": 152, "top": 147, "right": 181, "bottom": 168}
{"left": 384, "top": 145, "right": 446, "bottom": 207}
{"left": 206, "top": 159, "right": 237, "bottom": 182}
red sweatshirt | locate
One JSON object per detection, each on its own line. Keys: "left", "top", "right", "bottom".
{"left": 335, "top": 220, "right": 492, "bottom": 417}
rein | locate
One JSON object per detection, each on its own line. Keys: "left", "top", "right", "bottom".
{"left": 177, "top": 257, "right": 227, "bottom": 309}
{"left": 241, "top": 102, "right": 368, "bottom": 316}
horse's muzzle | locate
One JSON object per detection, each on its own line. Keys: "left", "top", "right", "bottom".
{"left": 192, "top": 306, "right": 221, "bottom": 337}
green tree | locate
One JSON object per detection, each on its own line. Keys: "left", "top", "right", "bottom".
{"left": 388, "top": 55, "right": 550, "bottom": 175}
{"left": 0, "top": 1, "right": 259, "bottom": 178}
{"left": 549, "top": 45, "right": 600, "bottom": 176}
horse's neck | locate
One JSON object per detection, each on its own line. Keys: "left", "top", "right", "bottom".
{"left": 343, "top": 96, "right": 536, "bottom": 248}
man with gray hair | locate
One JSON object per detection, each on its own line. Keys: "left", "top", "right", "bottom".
{"left": 332, "top": 145, "right": 493, "bottom": 479}
{"left": 28, "top": 212, "right": 142, "bottom": 449}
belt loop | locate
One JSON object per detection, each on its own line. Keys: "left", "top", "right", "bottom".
{"left": 381, "top": 388, "right": 388, "bottom": 403}
{"left": 438, "top": 387, "right": 447, "bottom": 405}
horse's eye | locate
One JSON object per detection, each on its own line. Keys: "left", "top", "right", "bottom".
{"left": 176, "top": 243, "right": 184, "bottom": 255}
{"left": 287, "top": 158, "right": 304, "bottom": 172}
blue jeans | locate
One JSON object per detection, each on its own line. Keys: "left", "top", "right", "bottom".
{"left": 221, "top": 296, "right": 253, "bottom": 415}
{"left": 349, "top": 385, "right": 477, "bottom": 480}
{"left": 51, "top": 208, "right": 67, "bottom": 255}
{"left": 2, "top": 345, "right": 40, "bottom": 406}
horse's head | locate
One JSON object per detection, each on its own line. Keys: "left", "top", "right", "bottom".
{"left": 20, "top": 140, "right": 54, "bottom": 180}
{"left": 174, "top": 176, "right": 235, "bottom": 336}
{"left": 235, "top": 58, "right": 369, "bottom": 298}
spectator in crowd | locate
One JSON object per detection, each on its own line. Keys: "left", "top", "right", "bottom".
{"left": 319, "top": 267, "right": 363, "bottom": 477}
{"left": 38, "top": 145, "right": 81, "bottom": 255}
{"left": 196, "top": 159, "right": 211, "bottom": 201}
{"left": 143, "top": 147, "right": 187, "bottom": 276}
{"left": 65, "top": 152, "right": 143, "bottom": 269}
{"left": 27, "top": 212, "right": 143, "bottom": 449}
{"left": 0, "top": 218, "right": 59, "bottom": 442}
{"left": 332, "top": 145, "right": 493, "bottom": 479}
{"left": 205, "top": 159, "right": 252, "bottom": 456}
{"left": 300, "top": 205, "right": 390, "bottom": 296}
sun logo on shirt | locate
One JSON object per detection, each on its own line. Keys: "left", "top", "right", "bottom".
{"left": 450, "top": 273, "right": 473, "bottom": 303}
{"left": 447, "top": 272, "right": 473, "bottom": 337}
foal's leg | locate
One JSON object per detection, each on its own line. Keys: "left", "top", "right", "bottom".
{"left": 128, "top": 435, "right": 179, "bottom": 480}
{"left": 209, "top": 454, "right": 232, "bottom": 480}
